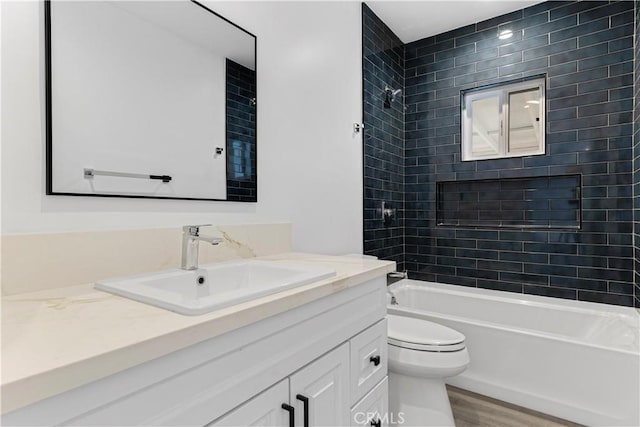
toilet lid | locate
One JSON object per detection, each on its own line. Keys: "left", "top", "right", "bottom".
{"left": 387, "top": 314, "right": 465, "bottom": 352}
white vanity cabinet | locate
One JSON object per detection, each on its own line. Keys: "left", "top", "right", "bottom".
{"left": 210, "top": 327, "right": 388, "bottom": 427}
{"left": 208, "top": 380, "right": 290, "bottom": 427}
{"left": 3, "top": 276, "right": 389, "bottom": 427}
{"left": 208, "top": 344, "right": 351, "bottom": 427}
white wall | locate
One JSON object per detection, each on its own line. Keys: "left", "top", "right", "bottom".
{"left": 1, "top": 1, "right": 363, "bottom": 255}
{"left": 51, "top": 1, "right": 227, "bottom": 199}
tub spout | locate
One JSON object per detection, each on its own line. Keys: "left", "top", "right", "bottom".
{"left": 388, "top": 271, "right": 408, "bottom": 279}
{"left": 387, "top": 270, "right": 408, "bottom": 286}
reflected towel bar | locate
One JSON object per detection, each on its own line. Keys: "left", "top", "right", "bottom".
{"left": 83, "top": 168, "right": 172, "bottom": 183}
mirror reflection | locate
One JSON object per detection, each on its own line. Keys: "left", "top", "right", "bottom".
{"left": 47, "top": 0, "right": 257, "bottom": 201}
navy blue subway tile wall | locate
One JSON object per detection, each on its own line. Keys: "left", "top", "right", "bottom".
{"left": 226, "top": 59, "right": 257, "bottom": 202}
{"left": 363, "top": 4, "right": 405, "bottom": 270}
{"left": 634, "top": 1, "right": 640, "bottom": 308}
{"left": 363, "top": 1, "right": 637, "bottom": 306}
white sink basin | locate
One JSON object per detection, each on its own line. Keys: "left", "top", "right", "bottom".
{"left": 95, "top": 260, "right": 336, "bottom": 315}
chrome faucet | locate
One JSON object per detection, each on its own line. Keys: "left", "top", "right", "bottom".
{"left": 181, "top": 224, "right": 224, "bottom": 270}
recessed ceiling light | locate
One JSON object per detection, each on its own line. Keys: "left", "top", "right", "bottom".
{"left": 498, "top": 29, "right": 513, "bottom": 40}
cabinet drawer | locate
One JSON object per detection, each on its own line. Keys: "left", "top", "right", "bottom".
{"left": 350, "top": 319, "right": 387, "bottom": 405}
{"left": 350, "top": 377, "right": 388, "bottom": 427}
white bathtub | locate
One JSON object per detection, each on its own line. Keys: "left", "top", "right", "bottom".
{"left": 387, "top": 279, "right": 640, "bottom": 427}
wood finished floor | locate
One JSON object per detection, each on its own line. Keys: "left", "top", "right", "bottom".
{"left": 447, "top": 386, "right": 584, "bottom": 427}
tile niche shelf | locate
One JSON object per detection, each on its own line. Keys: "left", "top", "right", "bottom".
{"left": 436, "top": 175, "right": 582, "bottom": 230}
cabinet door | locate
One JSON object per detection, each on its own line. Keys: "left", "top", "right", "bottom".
{"left": 209, "top": 379, "right": 290, "bottom": 427}
{"left": 290, "top": 343, "right": 350, "bottom": 427}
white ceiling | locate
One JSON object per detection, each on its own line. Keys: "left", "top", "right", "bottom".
{"left": 366, "top": 1, "right": 544, "bottom": 44}
{"left": 114, "top": 1, "right": 255, "bottom": 69}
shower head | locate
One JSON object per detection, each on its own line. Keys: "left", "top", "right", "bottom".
{"left": 384, "top": 85, "right": 402, "bottom": 108}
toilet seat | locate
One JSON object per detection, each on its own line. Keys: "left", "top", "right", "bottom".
{"left": 387, "top": 314, "right": 465, "bottom": 352}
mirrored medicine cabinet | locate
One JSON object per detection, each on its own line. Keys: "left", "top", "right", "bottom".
{"left": 45, "top": 0, "right": 257, "bottom": 202}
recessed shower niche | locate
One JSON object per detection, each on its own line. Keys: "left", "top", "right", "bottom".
{"left": 45, "top": 0, "right": 257, "bottom": 201}
{"left": 436, "top": 175, "right": 582, "bottom": 229}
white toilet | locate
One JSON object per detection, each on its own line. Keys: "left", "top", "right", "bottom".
{"left": 387, "top": 314, "right": 470, "bottom": 427}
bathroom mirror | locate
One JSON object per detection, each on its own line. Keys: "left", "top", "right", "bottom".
{"left": 45, "top": 0, "right": 257, "bottom": 201}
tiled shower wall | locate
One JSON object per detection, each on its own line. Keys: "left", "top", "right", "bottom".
{"left": 363, "top": 1, "right": 638, "bottom": 307}
{"left": 363, "top": 4, "right": 405, "bottom": 271}
{"left": 634, "top": 1, "right": 640, "bottom": 308}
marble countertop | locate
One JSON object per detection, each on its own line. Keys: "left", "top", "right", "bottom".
{"left": 1, "top": 253, "right": 395, "bottom": 414}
